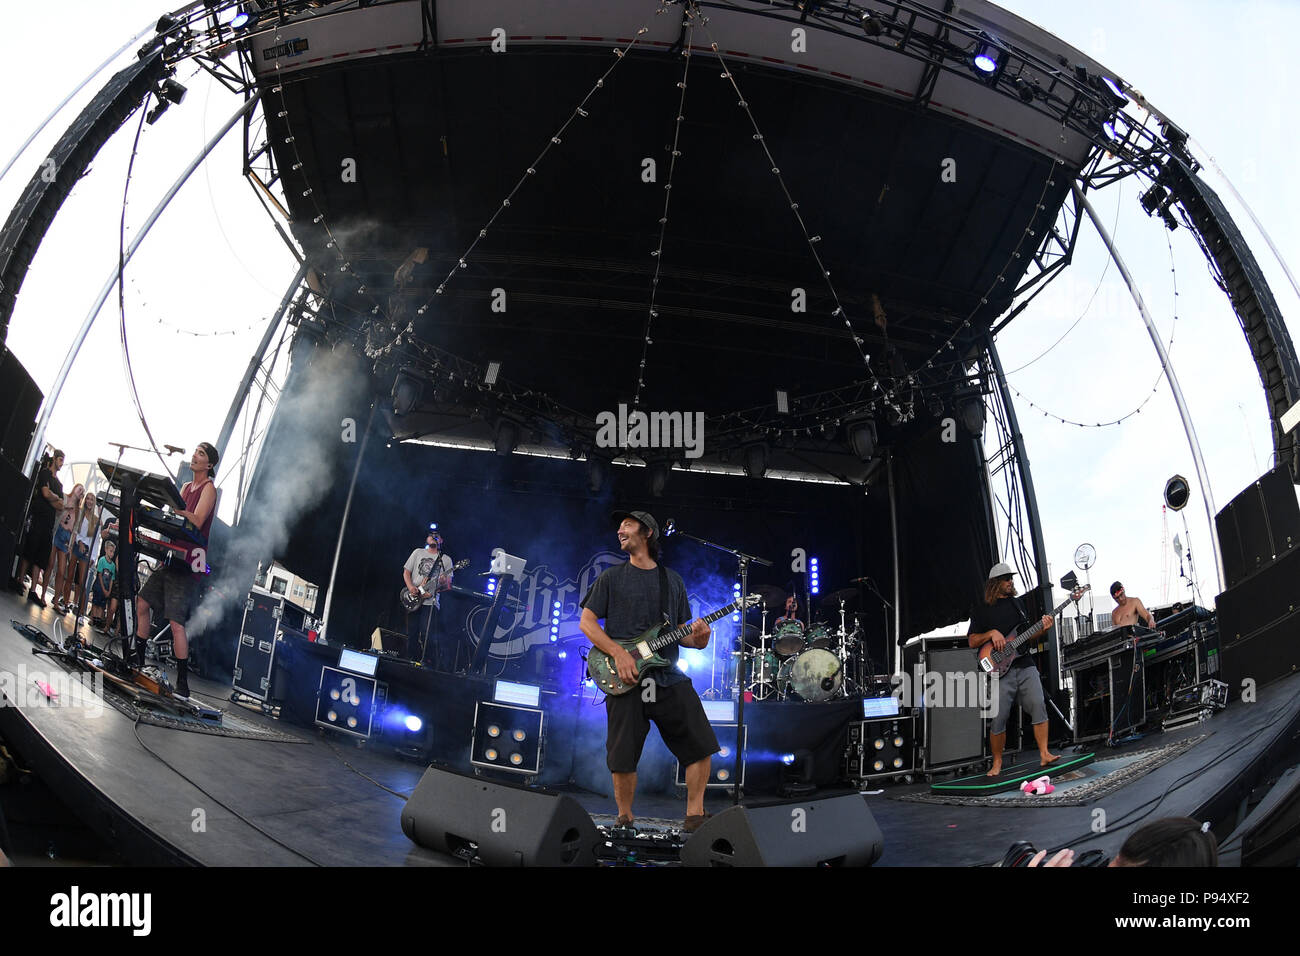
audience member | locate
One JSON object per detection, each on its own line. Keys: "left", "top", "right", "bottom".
{"left": 48, "top": 482, "right": 83, "bottom": 613}
{"left": 60, "top": 491, "right": 99, "bottom": 618}
{"left": 12, "top": 450, "right": 65, "bottom": 609}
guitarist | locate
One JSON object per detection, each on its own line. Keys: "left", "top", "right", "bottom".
{"left": 968, "top": 562, "right": 1059, "bottom": 776}
{"left": 579, "top": 510, "right": 718, "bottom": 833}
{"left": 403, "top": 529, "right": 454, "bottom": 667}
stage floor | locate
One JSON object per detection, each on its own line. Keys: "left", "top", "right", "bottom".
{"left": 2, "top": 587, "right": 1297, "bottom": 866}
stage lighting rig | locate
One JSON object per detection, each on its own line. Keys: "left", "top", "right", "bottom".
{"left": 846, "top": 416, "right": 877, "bottom": 461}
{"left": 860, "top": 12, "right": 883, "bottom": 37}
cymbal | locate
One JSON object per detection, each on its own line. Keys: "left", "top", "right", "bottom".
{"left": 821, "top": 587, "right": 862, "bottom": 610}
{"left": 752, "top": 584, "right": 789, "bottom": 608}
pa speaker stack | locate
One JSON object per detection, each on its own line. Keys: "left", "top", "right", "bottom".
{"left": 0, "top": 347, "right": 42, "bottom": 580}
{"left": 1215, "top": 465, "right": 1300, "bottom": 690}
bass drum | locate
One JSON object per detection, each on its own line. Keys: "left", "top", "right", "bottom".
{"left": 777, "top": 649, "right": 844, "bottom": 702}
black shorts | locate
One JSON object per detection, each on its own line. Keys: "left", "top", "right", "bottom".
{"left": 605, "top": 680, "right": 720, "bottom": 774}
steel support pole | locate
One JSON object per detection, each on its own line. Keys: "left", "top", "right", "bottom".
{"left": 22, "top": 94, "right": 260, "bottom": 477}
{"left": 215, "top": 259, "right": 309, "bottom": 460}
{"left": 320, "top": 402, "right": 377, "bottom": 642}
{"left": 887, "top": 450, "right": 902, "bottom": 678}
{"left": 986, "top": 336, "right": 1059, "bottom": 691}
{"left": 1075, "top": 184, "right": 1224, "bottom": 593}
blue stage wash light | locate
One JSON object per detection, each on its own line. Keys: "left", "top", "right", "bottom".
{"left": 232, "top": 11, "right": 253, "bottom": 30}
{"left": 429, "top": 522, "right": 438, "bottom": 530}
{"left": 1103, "top": 76, "right": 1125, "bottom": 100}
{"left": 550, "top": 634, "right": 557, "bottom": 642}
{"left": 553, "top": 601, "right": 561, "bottom": 609}
{"left": 404, "top": 715, "right": 423, "bottom": 733}
{"left": 677, "top": 658, "right": 690, "bottom": 672}
{"left": 558, "top": 651, "right": 567, "bottom": 660}
{"left": 781, "top": 753, "right": 796, "bottom": 765}
{"left": 1102, "top": 120, "right": 1117, "bottom": 140}
{"left": 973, "top": 46, "right": 998, "bottom": 73}
{"left": 584, "top": 679, "right": 594, "bottom": 687}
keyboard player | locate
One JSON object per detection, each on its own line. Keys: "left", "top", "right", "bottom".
{"left": 1109, "top": 581, "right": 1156, "bottom": 630}
{"left": 133, "top": 441, "right": 218, "bottom": 697}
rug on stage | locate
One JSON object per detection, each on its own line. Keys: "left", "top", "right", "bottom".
{"left": 894, "top": 735, "right": 1210, "bottom": 808}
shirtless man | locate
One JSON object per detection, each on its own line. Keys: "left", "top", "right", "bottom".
{"left": 1109, "top": 581, "right": 1156, "bottom": 629}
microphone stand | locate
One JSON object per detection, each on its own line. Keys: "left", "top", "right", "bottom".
{"left": 665, "top": 520, "right": 771, "bottom": 807}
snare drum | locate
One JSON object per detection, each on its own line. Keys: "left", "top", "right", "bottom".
{"left": 772, "top": 620, "right": 807, "bottom": 657}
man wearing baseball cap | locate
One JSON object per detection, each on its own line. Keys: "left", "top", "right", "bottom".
{"left": 1109, "top": 582, "right": 1156, "bottom": 629}
{"left": 579, "top": 509, "right": 718, "bottom": 833}
{"left": 968, "top": 562, "right": 1058, "bottom": 776}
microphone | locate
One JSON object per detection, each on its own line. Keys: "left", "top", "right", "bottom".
{"left": 850, "top": 576, "right": 871, "bottom": 583}
{"left": 663, "top": 518, "right": 676, "bottom": 537}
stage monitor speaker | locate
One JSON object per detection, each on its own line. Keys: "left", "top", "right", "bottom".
{"left": 0, "top": 347, "right": 42, "bottom": 469}
{"left": 1215, "top": 464, "right": 1300, "bottom": 588}
{"left": 401, "top": 765, "right": 600, "bottom": 866}
{"left": 0, "top": 455, "right": 29, "bottom": 578}
{"left": 370, "top": 626, "right": 408, "bottom": 658}
{"left": 1216, "top": 545, "right": 1300, "bottom": 690}
{"left": 680, "top": 793, "right": 883, "bottom": 867}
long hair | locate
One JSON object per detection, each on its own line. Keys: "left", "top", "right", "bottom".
{"left": 984, "top": 577, "right": 1016, "bottom": 605}
{"left": 1118, "top": 817, "right": 1218, "bottom": 867}
{"left": 640, "top": 520, "right": 661, "bottom": 561}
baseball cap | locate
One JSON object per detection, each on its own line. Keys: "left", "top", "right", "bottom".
{"left": 987, "top": 561, "right": 1016, "bottom": 580}
{"left": 611, "top": 510, "right": 659, "bottom": 540}
{"left": 1110, "top": 581, "right": 1124, "bottom": 596}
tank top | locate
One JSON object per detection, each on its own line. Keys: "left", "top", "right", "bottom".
{"left": 179, "top": 478, "right": 215, "bottom": 573}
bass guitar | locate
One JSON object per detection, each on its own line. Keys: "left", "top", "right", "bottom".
{"left": 399, "top": 558, "right": 470, "bottom": 612}
{"left": 587, "top": 594, "right": 761, "bottom": 695}
{"left": 978, "top": 586, "right": 1088, "bottom": 676}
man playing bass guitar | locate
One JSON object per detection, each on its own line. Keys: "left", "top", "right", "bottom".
{"left": 579, "top": 510, "right": 718, "bottom": 833}
{"left": 968, "top": 562, "right": 1059, "bottom": 776}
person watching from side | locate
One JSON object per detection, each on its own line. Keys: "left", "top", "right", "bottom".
{"left": 49, "top": 482, "right": 84, "bottom": 614}
{"left": 1109, "top": 581, "right": 1156, "bottom": 629}
{"left": 60, "top": 491, "right": 98, "bottom": 618}
{"left": 90, "top": 538, "right": 117, "bottom": 631}
{"left": 1026, "top": 816, "right": 1218, "bottom": 867}
{"left": 13, "top": 450, "right": 65, "bottom": 609}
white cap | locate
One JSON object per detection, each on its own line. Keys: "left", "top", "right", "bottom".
{"left": 987, "top": 562, "right": 1016, "bottom": 580}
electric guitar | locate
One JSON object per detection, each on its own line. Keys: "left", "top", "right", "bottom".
{"left": 587, "top": 594, "right": 761, "bottom": 695}
{"left": 399, "top": 558, "right": 470, "bottom": 612}
{"left": 978, "top": 586, "right": 1088, "bottom": 675}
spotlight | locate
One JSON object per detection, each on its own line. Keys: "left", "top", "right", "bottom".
{"left": 649, "top": 461, "right": 669, "bottom": 498}
{"left": 959, "top": 397, "right": 985, "bottom": 437}
{"left": 860, "top": 12, "right": 883, "bottom": 37}
{"left": 392, "top": 372, "right": 421, "bottom": 415}
{"left": 231, "top": 10, "right": 257, "bottom": 30}
{"left": 1013, "top": 77, "right": 1036, "bottom": 103}
{"left": 973, "top": 44, "right": 1000, "bottom": 74}
{"left": 484, "top": 361, "right": 501, "bottom": 386}
{"left": 775, "top": 389, "right": 789, "bottom": 414}
{"left": 1164, "top": 475, "right": 1190, "bottom": 512}
{"left": 159, "top": 78, "right": 187, "bottom": 105}
{"left": 404, "top": 715, "right": 423, "bottom": 733}
{"left": 780, "top": 753, "right": 796, "bottom": 766}
{"left": 145, "top": 101, "right": 170, "bottom": 125}
{"left": 156, "top": 14, "right": 179, "bottom": 32}
{"left": 1101, "top": 119, "right": 1117, "bottom": 141}
{"left": 846, "top": 418, "right": 877, "bottom": 461}
{"left": 1141, "top": 184, "right": 1169, "bottom": 215}
{"left": 494, "top": 419, "right": 519, "bottom": 456}
{"left": 742, "top": 443, "right": 768, "bottom": 479}
{"left": 1100, "top": 75, "right": 1127, "bottom": 105}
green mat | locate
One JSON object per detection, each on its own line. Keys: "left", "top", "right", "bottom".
{"left": 930, "top": 753, "right": 1096, "bottom": 794}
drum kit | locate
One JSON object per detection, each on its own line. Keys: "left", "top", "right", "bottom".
{"left": 739, "top": 585, "right": 871, "bottom": 703}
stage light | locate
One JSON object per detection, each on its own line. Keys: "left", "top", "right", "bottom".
{"left": 160, "top": 78, "right": 187, "bottom": 105}
{"left": 649, "top": 461, "right": 669, "bottom": 498}
{"left": 1164, "top": 475, "right": 1191, "bottom": 512}
{"left": 231, "top": 10, "right": 256, "bottom": 30}
{"left": 973, "top": 45, "right": 999, "bottom": 74}
{"left": 677, "top": 658, "right": 690, "bottom": 672}
{"left": 484, "top": 361, "right": 501, "bottom": 386}
{"left": 487, "top": 577, "right": 496, "bottom": 593}
{"left": 846, "top": 418, "right": 877, "bottom": 461}
{"left": 145, "top": 101, "right": 171, "bottom": 125}
{"left": 472, "top": 701, "right": 544, "bottom": 775}
{"left": 779, "top": 749, "right": 817, "bottom": 797}
{"left": 775, "top": 389, "right": 789, "bottom": 414}
{"left": 392, "top": 372, "right": 421, "bottom": 415}
{"left": 512, "top": 729, "right": 526, "bottom": 742}
{"left": 488, "top": 725, "right": 501, "bottom": 737}
{"left": 494, "top": 419, "right": 519, "bottom": 456}
{"left": 553, "top": 601, "right": 561, "bottom": 610}
{"left": 717, "top": 769, "right": 730, "bottom": 781}
{"left": 1013, "top": 77, "right": 1036, "bottom": 103}
{"left": 558, "top": 651, "right": 567, "bottom": 660}
{"left": 743, "top": 443, "right": 768, "bottom": 479}
{"left": 860, "top": 12, "right": 883, "bottom": 37}
{"left": 1102, "top": 119, "right": 1117, "bottom": 141}
{"left": 404, "top": 715, "right": 423, "bottom": 733}
{"left": 485, "top": 748, "right": 499, "bottom": 761}
{"left": 781, "top": 753, "right": 796, "bottom": 766}
{"left": 959, "top": 396, "right": 985, "bottom": 436}
{"left": 720, "top": 746, "right": 731, "bottom": 759}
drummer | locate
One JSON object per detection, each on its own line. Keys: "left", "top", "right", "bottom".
{"left": 774, "top": 595, "right": 803, "bottom": 630}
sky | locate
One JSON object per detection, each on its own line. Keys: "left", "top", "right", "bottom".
{"left": 2, "top": 0, "right": 1298, "bottom": 630}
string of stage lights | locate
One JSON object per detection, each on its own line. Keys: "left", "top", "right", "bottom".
{"left": 405, "top": 11, "right": 669, "bottom": 339}
{"left": 632, "top": 5, "right": 695, "bottom": 411}
{"left": 1006, "top": 224, "right": 1181, "bottom": 429}
{"left": 690, "top": 2, "right": 1065, "bottom": 413}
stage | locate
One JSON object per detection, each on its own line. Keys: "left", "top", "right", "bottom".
{"left": 3, "top": 587, "right": 1298, "bottom": 867}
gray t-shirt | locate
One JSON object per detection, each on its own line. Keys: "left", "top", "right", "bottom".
{"left": 581, "top": 561, "right": 691, "bottom": 687}
{"left": 404, "top": 548, "right": 452, "bottom": 608}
